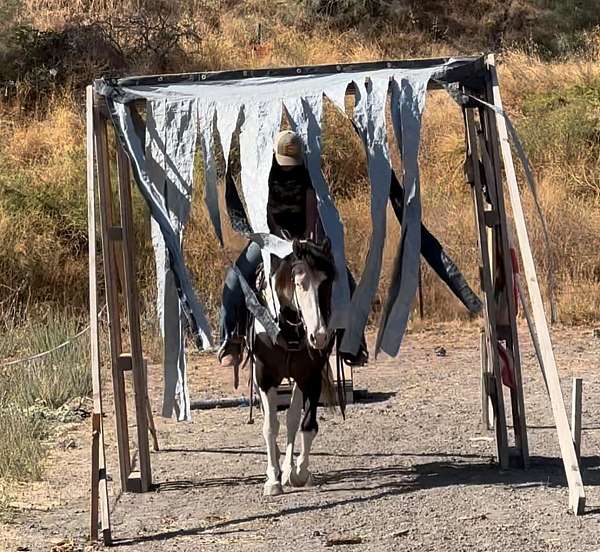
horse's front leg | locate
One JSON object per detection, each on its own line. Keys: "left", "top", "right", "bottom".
{"left": 259, "top": 386, "right": 283, "bottom": 496}
{"left": 282, "top": 381, "right": 303, "bottom": 486}
{"left": 295, "top": 374, "right": 321, "bottom": 487}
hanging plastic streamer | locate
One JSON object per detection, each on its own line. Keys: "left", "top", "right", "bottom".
{"left": 146, "top": 98, "right": 198, "bottom": 420}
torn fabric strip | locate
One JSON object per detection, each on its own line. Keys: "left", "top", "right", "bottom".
{"left": 340, "top": 74, "right": 392, "bottom": 354}
{"left": 106, "top": 98, "right": 213, "bottom": 351}
{"left": 377, "top": 74, "right": 431, "bottom": 356}
{"left": 146, "top": 98, "right": 198, "bottom": 420}
{"left": 197, "top": 99, "right": 223, "bottom": 244}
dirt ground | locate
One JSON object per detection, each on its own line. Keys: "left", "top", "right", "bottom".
{"left": 2, "top": 323, "right": 600, "bottom": 551}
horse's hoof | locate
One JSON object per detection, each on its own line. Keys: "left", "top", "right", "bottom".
{"left": 294, "top": 468, "right": 314, "bottom": 487}
{"left": 263, "top": 481, "right": 283, "bottom": 496}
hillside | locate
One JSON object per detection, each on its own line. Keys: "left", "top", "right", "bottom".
{"left": 2, "top": 0, "right": 600, "bottom": 325}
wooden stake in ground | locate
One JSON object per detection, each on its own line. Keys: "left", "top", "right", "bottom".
{"left": 571, "top": 377, "right": 582, "bottom": 462}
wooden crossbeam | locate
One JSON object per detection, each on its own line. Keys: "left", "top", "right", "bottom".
{"left": 488, "top": 55, "right": 585, "bottom": 514}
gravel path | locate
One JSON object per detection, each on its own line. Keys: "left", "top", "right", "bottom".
{"left": 2, "top": 323, "right": 599, "bottom": 551}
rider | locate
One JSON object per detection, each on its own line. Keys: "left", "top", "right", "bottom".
{"left": 218, "top": 130, "right": 367, "bottom": 368}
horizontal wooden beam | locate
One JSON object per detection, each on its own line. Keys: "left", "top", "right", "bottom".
{"left": 98, "top": 55, "right": 486, "bottom": 91}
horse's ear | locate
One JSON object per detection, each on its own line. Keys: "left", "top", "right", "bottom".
{"left": 322, "top": 237, "right": 331, "bottom": 255}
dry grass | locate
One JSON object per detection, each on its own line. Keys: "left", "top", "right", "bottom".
{"left": 0, "top": 311, "right": 92, "bottom": 487}
{"left": 2, "top": 48, "right": 600, "bottom": 327}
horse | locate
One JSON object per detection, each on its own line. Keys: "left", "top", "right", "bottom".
{"left": 250, "top": 238, "right": 337, "bottom": 496}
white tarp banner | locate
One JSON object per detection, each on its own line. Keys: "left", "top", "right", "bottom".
{"left": 103, "top": 59, "right": 470, "bottom": 417}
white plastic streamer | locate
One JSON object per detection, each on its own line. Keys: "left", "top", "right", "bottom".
{"left": 340, "top": 73, "right": 392, "bottom": 354}
{"left": 147, "top": 98, "right": 198, "bottom": 421}
{"left": 238, "top": 99, "right": 284, "bottom": 278}
{"left": 376, "top": 73, "right": 431, "bottom": 356}
{"left": 197, "top": 98, "right": 223, "bottom": 244}
{"left": 216, "top": 101, "right": 243, "bottom": 173}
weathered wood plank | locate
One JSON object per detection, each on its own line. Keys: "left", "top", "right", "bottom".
{"left": 488, "top": 56, "right": 585, "bottom": 514}
{"left": 116, "top": 145, "right": 152, "bottom": 492}
{"left": 87, "top": 86, "right": 111, "bottom": 545}
{"left": 465, "top": 108, "right": 509, "bottom": 469}
{"left": 94, "top": 95, "right": 132, "bottom": 491}
{"left": 572, "top": 377, "right": 582, "bottom": 461}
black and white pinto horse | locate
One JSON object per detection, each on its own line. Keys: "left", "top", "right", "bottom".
{"left": 251, "top": 238, "right": 337, "bottom": 496}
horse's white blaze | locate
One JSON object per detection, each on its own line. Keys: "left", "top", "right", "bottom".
{"left": 293, "top": 266, "right": 329, "bottom": 350}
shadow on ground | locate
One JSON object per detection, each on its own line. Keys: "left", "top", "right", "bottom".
{"left": 112, "top": 448, "right": 600, "bottom": 547}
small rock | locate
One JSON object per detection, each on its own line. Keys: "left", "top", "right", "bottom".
{"left": 593, "top": 328, "right": 600, "bottom": 338}
{"left": 313, "top": 530, "right": 322, "bottom": 537}
{"left": 388, "top": 528, "right": 410, "bottom": 538}
{"left": 325, "top": 535, "right": 363, "bottom": 546}
{"left": 60, "top": 439, "right": 77, "bottom": 450}
{"left": 434, "top": 346, "right": 447, "bottom": 357}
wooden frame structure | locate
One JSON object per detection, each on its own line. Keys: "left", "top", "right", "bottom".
{"left": 87, "top": 54, "right": 585, "bottom": 545}
{"left": 87, "top": 85, "right": 154, "bottom": 544}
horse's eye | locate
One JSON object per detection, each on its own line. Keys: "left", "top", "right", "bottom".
{"left": 294, "top": 272, "right": 307, "bottom": 289}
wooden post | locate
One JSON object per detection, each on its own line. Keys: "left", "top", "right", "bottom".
{"left": 417, "top": 261, "right": 424, "bottom": 320}
{"left": 116, "top": 145, "right": 152, "bottom": 491}
{"left": 94, "top": 96, "right": 132, "bottom": 491}
{"left": 571, "top": 378, "right": 582, "bottom": 461}
{"left": 478, "top": 109, "right": 529, "bottom": 468}
{"left": 87, "top": 86, "right": 111, "bottom": 545}
{"left": 143, "top": 359, "right": 160, "bottom": 452}
{"left": 465, "top": 108, "right": 509, "bottom": 469}
{"left": 488, "top": 56, "right": 585, "bottom": 514}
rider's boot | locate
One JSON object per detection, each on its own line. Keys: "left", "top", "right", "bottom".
{"left": 218, "top": 337, "right": 243, "bottom": 368}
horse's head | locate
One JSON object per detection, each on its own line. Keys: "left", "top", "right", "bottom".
{"left": 273, "top": 238, "right": 335, "bottom": 350}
